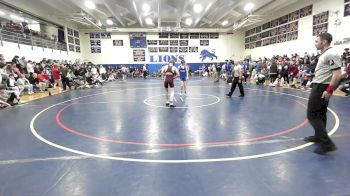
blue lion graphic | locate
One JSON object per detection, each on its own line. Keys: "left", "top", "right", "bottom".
{"left": 200, "top": 49, "right": 218, "bottom": 62}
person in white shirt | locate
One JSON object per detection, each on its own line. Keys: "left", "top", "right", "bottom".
{"left": 91, "top": 66, "right": 98, "bottom": 75}
{"left": 121, "top": 65, "right": 127, "bottom": 80}
{"left": 211, "top": 63, "right": 217, "bottom": 81}
{"left": 6, "top": 74, "right": 21, "bottom": 102}
{"left": 143, "top": 64, "right": 148, "bottom": 79}
{"left": 226, "top": 60, "right": 244, "bottom": 97}
{"left": 17, "top": 74, "right": 33, "bottom": 94}
{"left": 99, "top": 65, "right": 106, "bottom": 80}
{"left": 304, "top": 33, "right": 342, "bottom": 155}
{"left": 26, "top": 60, "right": 34, "bottom": 74}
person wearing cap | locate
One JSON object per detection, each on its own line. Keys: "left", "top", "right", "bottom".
{"left": 161, "top": 59, "right": 179, "bottom": 107}
{"left": 178, "top": 59, "right": 189, "bottom": 95}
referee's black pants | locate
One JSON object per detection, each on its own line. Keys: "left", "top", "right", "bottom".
{"left": 228, "top": 77, "right": 244, "bottom": 96}
{"left": 307, "top": 83, "right": 334, "bottom": 146}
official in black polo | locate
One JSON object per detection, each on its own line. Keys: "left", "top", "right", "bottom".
{"left": 226, "top": 60, "right": 244, "bottom": 97}
{"left": 304, "top": 33, "right": 342, "bottom": 155}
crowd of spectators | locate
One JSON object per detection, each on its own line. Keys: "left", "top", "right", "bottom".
{"left": 1, "top": 48, "right": 349, "bottom": 108}
{"left": 0, "top": 54, "right": 147, "bottom": 108}
{"left": 201, "top": 48, "right": 350, "bottom": 94}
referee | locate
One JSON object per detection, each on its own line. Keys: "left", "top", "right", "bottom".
{"left": 226, "top": 60, "right": 244, "bottom": 97}
{"left": 304, "top": 33, "right": 342, "bottom": 155}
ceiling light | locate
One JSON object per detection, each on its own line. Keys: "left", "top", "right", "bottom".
{"left": 0, "top": 11, "right": 5, "bottom": 15}
{"left": 32, "top": 20, "right": 39, "bottom": 24}
{"left": 222, "top": 20, "right": 228, "bottom": 26}
{"left": 10, "top": 14, "right": 24, "bottom": 21}
{"left": 145, "top": 18, "right": 152, "bottom": 25}
{"left": 85, "top": 1, "right": 96, "bottom": 9}
{"left": 185, "top": 18, "right": 193, "bottom": 26}
{"left": 244, "top": 3, "right": 254, "bottom": 12}
{"left": 106, "top": 19, "right": 113, "bottom": 25}
{"left": 193, "top": 4, "right": 203, "bottom": 13}
{"left": 24, "top": 19, "right": 29, "bottom": 23}
{"left": 142, "top": 3, "right": 150, "bottom": 12}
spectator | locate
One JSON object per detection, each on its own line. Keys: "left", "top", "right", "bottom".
{"left": 143, "top": 64, "right": 148, "bottom": 79}
{"left": 338, "top": 61, "right": 350, "bottom": 96}
{"left": 269, "top": 58, "right": 278, "bottom": 85}
{"left": 0, "top": 64, "right": 9, "bottom": 76}
{"left": 19, "top": 56, "right": 27, "bottom": 73}
{"left": 11, "top": 56, "right": 23, "bottom": 73}
{"left": 60, "top": 64, "right": 71, "bottom": 91}
{"left": 6, "top": 74, "right": 21, "bottom": 102}
{"left": 11, "top": 63, "right": 23, "bottom": 78}
{"left": 17, "top": 74, "right": 33, "bottom": 94}
{"left": 26, "top": 60, "right": 34, "bottom": 74}
{"left": 0, "top": 54, "right": 5, "bottom": 64}
{"left": 28, "top": 73, "right": 39, "bottom": 92}
{"left": 288, "top": 61, "right": 299, "bottom": 88}
{"left": 99, "top": 65, "right": 107, "bottom": 80}
{"left": 256, "top": 60, "right": 262, "bottom": 73}
{"left": 281, "top": 61, "right": 289, "bottom": 84}
{"left": 37, "top": 73, "right": 50, "bottom": 92}
{"left": 52, "top": 64, "right": 61, "bottom": 89}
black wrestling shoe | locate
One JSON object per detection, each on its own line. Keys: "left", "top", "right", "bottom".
{"left": 226, "top": 93, "right": 232, "bottom": 97}
{"left": 314, "top": 144, "right": 337, "bottom": 155}
{"left": 165, "top": 103, "right": 170, "bottom": 107}
{"left": 304, "top": 136, "right": 320, "bottom": 143}
{"left": 238, "top": 95, "right": 244, "bottom": 97}
{"left": 169, "top": 104, "right": 176, "bottom": 108}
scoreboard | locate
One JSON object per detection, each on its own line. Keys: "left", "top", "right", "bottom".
{"left": 130, "top": 32, "right": 147, "bottom": 48}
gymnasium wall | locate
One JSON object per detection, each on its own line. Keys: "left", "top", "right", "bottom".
{"left": 0, "top": 41, "right": 82, "bottom": 62}
{"left": 5, "top": 0, "right": 349, "bottom": 66}
{"left": 80, "top": 32, "right": 245, "bottom": 66}
{"left": 244, "top": 0, "right": 350, "bottom": 60}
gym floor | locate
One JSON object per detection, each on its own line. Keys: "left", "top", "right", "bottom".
{"left": 0, "top": 77, "right": 349, "bottom": 196}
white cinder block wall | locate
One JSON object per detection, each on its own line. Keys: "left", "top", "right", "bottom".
{"left": 244, "top": 0, "right": 350, "bottom": 60}
{"left": 79, "top": 32, "right": 245, "bottom": 64}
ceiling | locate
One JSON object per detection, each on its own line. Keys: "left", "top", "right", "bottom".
{"left": 0, "top": 0, "right": 319, "bottom": 32}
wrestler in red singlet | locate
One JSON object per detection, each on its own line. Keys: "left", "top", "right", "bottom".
{"left": 161, "top": 59, "right": 179, "bottom": 107}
